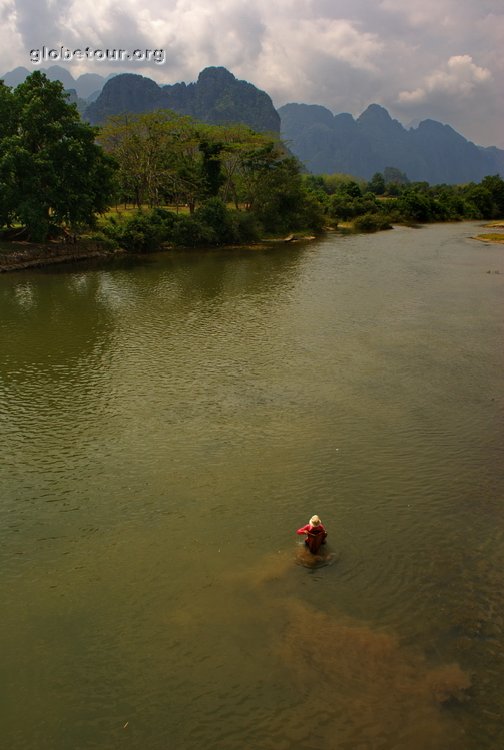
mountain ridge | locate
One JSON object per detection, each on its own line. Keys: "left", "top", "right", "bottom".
{"left": 85, "top": 67, "right": 281, "bottom": 134}
{"left": 0, "top": 65, "right": 116, "bottom": 99}
{"left": 279, "top": 101, "right": 503, "bottom": 183}
{"left": 2, "top": 64, "right": 502, "bottom": 183}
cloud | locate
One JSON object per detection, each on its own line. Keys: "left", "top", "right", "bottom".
{"left": 1, "top": 0, "right": 503, "bottom": 148}
{"left": 398, "top": 55, "right": 492, "bottom": 104}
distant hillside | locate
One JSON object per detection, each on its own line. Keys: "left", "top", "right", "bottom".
{"left": 279, "top": 102, "right": 504, "bottom": 184}
{"left": 85, "top": 67, "right": 280, "bottom": 134}
{"left": 3, "top": 63, "right": 502, "bottom": 184}
{"left": 0, "top": 65, "right": 113, "bottom": 100}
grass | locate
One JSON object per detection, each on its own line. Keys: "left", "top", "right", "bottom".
{"left": 103, "top": 204, "right": 193, "bottom": 219}
{"left": 473, "top": 219, "right": 504, "bottom": 244}
{"left": 475, "top": 233, "right": 504, "bottom": 244}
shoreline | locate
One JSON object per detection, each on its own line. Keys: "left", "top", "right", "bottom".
{"left": 2, "top": 220, "right": 502, "bottom": 274}
{"left": 0, "top": 239, "right": 126, "bottom": 273}
{"left": 0, "top": 234, "right": 319, "bottom": 273}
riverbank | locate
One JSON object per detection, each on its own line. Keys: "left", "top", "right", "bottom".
{"left": 2, "top": 220, "right": 501, "bottom": 274}
{"left": 0, "top": 239, "right": 125, "bottom": 273}
{"left": 0, "top": 233, "right": 321, "bottom": 273}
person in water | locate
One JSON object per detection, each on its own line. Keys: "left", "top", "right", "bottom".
{"left": 296, "top": 515, "right": 327, "bottom": 554}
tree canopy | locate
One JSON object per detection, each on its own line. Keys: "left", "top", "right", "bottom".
{"left": 0, "top": 71, "right": 115, "bottom": 240}
{"left": 97, "top": 111, "right": 324, "bottom": 235}
{"left": 1, "top": 73, "right": 502, "bottom": 250}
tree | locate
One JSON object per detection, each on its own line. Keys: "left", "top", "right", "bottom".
{"left": 99, "top": 111, "right": 216, "bottom": 212}
{"left": 0, "top": 72, "right": 115, "bottom": 240}
{"left": 397, "top": 189, "right": 436, "bottom": 222}
{"left": 199, "top": 137, "right": 225, "bottom": 197}
{"left": 467, "top": 186, "right": 493, "bottom": 218}
{"left": 0, "top": 81, "right": 17, "bottom": 228}
{"left": 368, "top": 172, "right": 386, "bottom": 195}
{"left": 339, "top": 180, "right": 362, "bottom": 198}
{"left": 210, "top": 124, "right": 267, "bottom": 209}
{"left": 480, "top": 175, "right": 504, "bottom": 217}
{"left": 0, "top": 81, "right": 17, "bottom": 139}
{"left": 384, "top": 167, "right": 409, "bottom": 186}
{"left": 236, "top": 142, "right": 306, "bottom": 231}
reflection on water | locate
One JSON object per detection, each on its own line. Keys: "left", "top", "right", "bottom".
{"left": 1, "top": 224, "right": 503, "bottom": 749}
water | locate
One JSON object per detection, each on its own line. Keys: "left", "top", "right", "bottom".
{"left": 1, "top": 223, "right": 503, "bottom": 749}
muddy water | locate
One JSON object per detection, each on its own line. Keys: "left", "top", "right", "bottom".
{"left": 0, "top": 223, "right": 503, "bottom": 749}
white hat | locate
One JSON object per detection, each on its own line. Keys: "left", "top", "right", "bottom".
{"left": 310, "top": 515, "right": 321, "bottom": 526}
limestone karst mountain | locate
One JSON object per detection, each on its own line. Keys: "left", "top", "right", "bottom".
{"left": 85, "top": 66, "right": 281, "bottom": 134}
{"left": 279, "top": 102, "right": 503, "bottom": 183}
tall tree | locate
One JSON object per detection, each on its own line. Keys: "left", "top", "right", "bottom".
{"left": 0, "top": 81, "right": 17, "bottom": 227}
{"left": 0, "top": 72, "right": 115, "bottom": 240}
{"left": 98, "top": 111, "right": 208, "bottom": 211}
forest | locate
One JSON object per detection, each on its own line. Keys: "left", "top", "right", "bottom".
{"left": 1, "top": 72, "right": 503, "bottom": 252}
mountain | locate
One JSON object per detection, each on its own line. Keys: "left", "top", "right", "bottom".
{"left": 0, "top": 65, "right": 113, "bottom": 100}
{"left": 279, "top": 102, "right": 503, "bottom": 184}
{"left": 480, "top": 146, "right": 504, "bottom": 177}
{"left": 85, "top": 66, "right": 281, "bottom": 133}
{"left": 64, "top": 88, "right": 89, "bottom": 118}
{"left": 2, "top": 66, "right": 32, "bottom": 87}
{"left": 3, "top": 63, "right": 502, "bottom": 183}
{"left": 74, "top": 73, "right": 112, "bottom": 99}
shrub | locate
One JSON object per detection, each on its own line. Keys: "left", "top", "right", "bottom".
{"left": 171, "top": 215, "right": 217, "bottom": 247}
{"left": 194, "top": 198, "right": 234, "bottom": 243}
{"left": 354, "top": 213, "right": 393, "bottom": 232}
{"left": 228, "top": 210, "right": 262, "bottom": 243}
{"left": 87, "top": 231, "right": 120, "bottom": 251}
{"left": 101, "top": 208, "right": 177, "bottom": 252}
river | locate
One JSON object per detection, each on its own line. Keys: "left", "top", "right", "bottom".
{"left": 1, "top": 222, "right": 503, "bottom": 749}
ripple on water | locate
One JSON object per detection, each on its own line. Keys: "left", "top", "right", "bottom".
{"left": 1, "top": 224, "right": 503, "bottom": 749}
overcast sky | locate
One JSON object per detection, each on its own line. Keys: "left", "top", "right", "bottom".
{"left": 1, "top": 0, "right": 503, "bottom": 148}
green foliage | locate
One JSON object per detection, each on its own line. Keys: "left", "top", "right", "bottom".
{"left": 171, "top": 215, "right": 218, "bottom": 247}
{"left": 99, "top": 200, "right": 262, "bottom": 251}
{"left": 194, "top": 197, "right": 234, "bottom": 243}
{"left": 199, "top": 139, "right": 225, "bottom": 197}
{"left": 0, "top": 72, "right": 116, "bottom": 240}
{"left": 101, "top": 208, "right": 177, "bottom": 252}
{"left": 384, "top": 167, "right": 410, "bottom": 186}
{"left": 367, "top": 172, "right": 386, "bottom": 195}
{"left": 228, "top": 210, "right": 261, "bottom": 242}
{"left": 397, "top": 190, "right": 437, "bottom": 222}
{"left": 321, "top": 170, "right": 504, "bottom": 228}
{"left": 314, "top": 174, "right": 367, "bottom": 195}
{"left": 353, "top": 213, "right": 393, "bottom": 232}
{"left": 98, "top": 111, "right": 204, "bottom": 210}
{"left": 2, "top": 74, "right": 502, "bottom": 248}
{"left": 463, "top": 176, "right": 504, "bottom": 219}
{"left": 339, "top": 181, "right": 363, "bottom": 198}
{"left": 481, "top": 175, "right": 504, "bottom": 216}
{"left": 86, "top": 231, "right": 120, "bottom": 251}
{"left": 98, "top": 114, "right": 313, "bottom": 237}
{"left": 328, "top": 191, "right": 381, "bottom": 221}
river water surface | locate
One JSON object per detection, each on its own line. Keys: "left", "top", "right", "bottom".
{"left": 1, "top": 223, "right": 503, "bottom": 749}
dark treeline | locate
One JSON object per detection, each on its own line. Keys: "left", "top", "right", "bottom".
{"left": 303, "top": 169, "right": 504, "bottom": 233}
{"left": 0, "top": 71, "right": 321, "bottom": 247}
{"left": 0, "top": 72, "right": 115, "bottom": 242}
{"left": 96, "top": 109, "right": 324, "bottom": 250}
{"left": 1, "top": 72, "right": 503, "bottom": 250}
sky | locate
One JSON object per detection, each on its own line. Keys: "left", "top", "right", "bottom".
{"left": 1, "top": 0, "right": 503, "bottom": 148}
